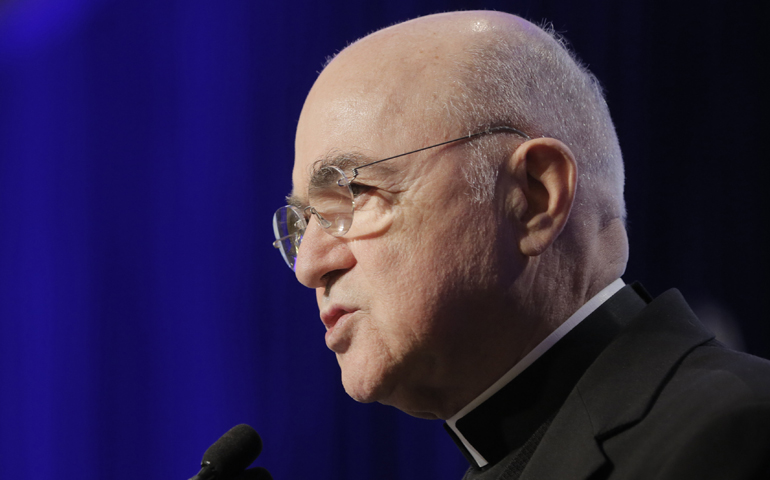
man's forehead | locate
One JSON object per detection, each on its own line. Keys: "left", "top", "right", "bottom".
{"left": 292, "top": 79, "right": 439, "bottom": 201}
{"left": 289, "top": 13, "right": 499, "bottom": 205}
{"left": 299, "top": 20, "right": 473, "bottom": 123}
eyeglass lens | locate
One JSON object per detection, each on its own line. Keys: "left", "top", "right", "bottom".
{"left": 272, "top": 166, "right": 355, "bottom": 270}
{"left": 308, "top": 166, "right": 355, "bottom": 236}
{"left": 272, "top": 206, "right": 306, "bottom": 270}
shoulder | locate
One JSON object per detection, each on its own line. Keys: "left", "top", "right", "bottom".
{"left": 596, "top": 287, "right": 770, "bottom": 479}
{"left": 608, "top": 342, "right": 770, "bottom": 479}
{"left": 665, "top": 341, "right": 770, "bottom": 403}
{"left": 652, "top": 362, "right": 770, "bottom": 479}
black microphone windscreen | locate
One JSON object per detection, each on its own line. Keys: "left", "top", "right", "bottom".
{"left": 231, "top": 467, "right": 274, "bottom": 480}
{"left": 201, "top": 424, "right": 263, "bottom": 478}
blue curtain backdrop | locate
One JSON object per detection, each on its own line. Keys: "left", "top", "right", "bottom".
{"left": 1, "top": 1, "right": 767, "bottom": 479}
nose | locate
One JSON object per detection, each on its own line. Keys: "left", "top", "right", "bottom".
{"left": 294, "top": 220, "right": 356, "bottom": 289}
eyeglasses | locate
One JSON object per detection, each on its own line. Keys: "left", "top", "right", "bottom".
{"left": 272, "top": 125, "right": 531, "bottom": 270}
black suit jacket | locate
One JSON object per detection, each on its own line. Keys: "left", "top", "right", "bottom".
{"left": 455, "top": 285, "right": 770, "bottom": 480}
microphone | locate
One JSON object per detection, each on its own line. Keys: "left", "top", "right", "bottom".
{"left": 189, "top": 424, "right": 265, "bottom": 480}
{"left": 230, "top": 467, "right": 273, "bottom": 480}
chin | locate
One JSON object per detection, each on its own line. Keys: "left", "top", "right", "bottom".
{"left": 340, "top": 369, "right": 446, "bottom": 419}
{"left": 339, "top": 361, "right": 391, "bottom": 405}
{"left": 375, "top": 389, "right": 446, "bottom": 419}
{"left": 341, "top": 376, "right": 386, "bottom": 404}
{"left": 340, "top": 359, "right": 408, "bottom": 410}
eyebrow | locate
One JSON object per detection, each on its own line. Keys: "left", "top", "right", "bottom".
{"left": 285, "top": 150, "right": 398, "bottom": 207}
{"left": 309, "top": 152, "right": 369, "bottom": 189}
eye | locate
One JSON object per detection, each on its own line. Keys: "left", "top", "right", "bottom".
{"left": 349, "top": 183, "right": 372, "bottom": 198}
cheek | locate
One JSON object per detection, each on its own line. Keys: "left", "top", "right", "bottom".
{"left": 359, "top": 235, "right": 433, "bottom": 309}
{"left": 356, "top": 198, "right": 496, "bottom": 307}
{"left": 355, "top": 239, "right": 458, "bottom": 348}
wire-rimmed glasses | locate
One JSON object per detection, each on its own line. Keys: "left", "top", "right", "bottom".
{"left": 272, "top": 125, "right": 531, "bottom": 270}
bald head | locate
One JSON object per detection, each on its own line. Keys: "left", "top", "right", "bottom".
{"left": 296, "top": 14, "right": 478, "bottom": 164}
{"left": 309, "top": 11, "right": 624, "bottom": 222}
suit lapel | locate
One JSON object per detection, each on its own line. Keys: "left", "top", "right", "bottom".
{"left": 520, "top": 289, "right": 714, "bottom": 480}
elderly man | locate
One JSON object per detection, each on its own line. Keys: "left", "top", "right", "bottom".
{"left": 271, "top": 11, "right": 770, "bottom": 480}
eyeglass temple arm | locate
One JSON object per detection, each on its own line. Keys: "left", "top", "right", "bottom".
{"left": 273, "top": 236, "right": 292, "bottom": 248}
{"left": 349, "top": 126, "right": 530, "bottom": 181}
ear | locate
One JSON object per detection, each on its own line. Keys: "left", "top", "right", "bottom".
{"left": 503, "top": 137, "right": 577, "bottom": 257}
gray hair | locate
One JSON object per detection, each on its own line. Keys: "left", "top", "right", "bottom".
{"left": 447, "top": 24, "right": 626, "bottom": 226}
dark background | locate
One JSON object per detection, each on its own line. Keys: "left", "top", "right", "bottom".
{"left": 1, "top": 1, "right": 767, "bottom": 479}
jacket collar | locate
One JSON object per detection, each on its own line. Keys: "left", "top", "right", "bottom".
{"left": 446, "top": 283, "right": 651, "bottom": 470}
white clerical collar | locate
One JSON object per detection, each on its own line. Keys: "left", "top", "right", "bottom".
{"left": 445, "top": 278, "right": 626, "bottom": 468}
